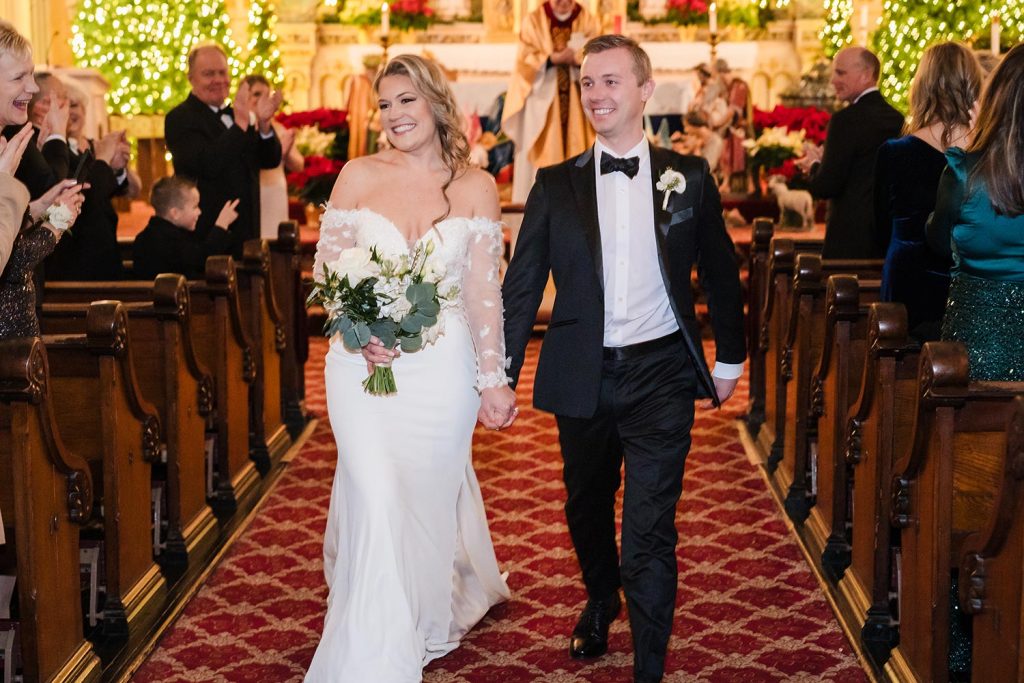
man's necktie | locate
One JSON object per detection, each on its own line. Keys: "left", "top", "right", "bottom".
{"left": 600, "top": 152, "right": 640, "bottom": 179}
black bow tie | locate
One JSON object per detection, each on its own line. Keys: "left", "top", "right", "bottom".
{"left": 218, "top": 105, "right": 233, "bottom": 117}
{"left": 600, "top": 152, "right": 640, "bottom": 179}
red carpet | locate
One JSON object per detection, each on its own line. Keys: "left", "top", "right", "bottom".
{"left": 132, "top": 338, "right": 867, "bottom": 682}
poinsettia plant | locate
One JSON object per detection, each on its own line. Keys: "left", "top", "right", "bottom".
{"left": 664, "top": 0, "right": 709, "bottom": 25}
{"left": 753, "top": 105, "right": 830, "bottom": 145}
{"left": 748, "top": 105, "right": 831, "bottom": 179}
{"left": 277, "top": 108, "right": 350, "bottom": 207}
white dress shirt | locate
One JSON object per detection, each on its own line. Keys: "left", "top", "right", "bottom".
{"left": 593, "top": 136, "right": 742, "bottom": 381}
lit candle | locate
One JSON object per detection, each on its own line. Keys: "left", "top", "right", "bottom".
{"left": 381, "top": 2, "right": 390, "bottom": 37}
{"left": 992, "top": 11, "right": 1001, "bottom": 57}
{"left": 859, "top": 5, "right": 869, "bottom": 45}
{"left": 613, "top": 14, "right": 623, "bottom": 34}
{"left": 709, "top": 2, "right": 717, "bottom": 35}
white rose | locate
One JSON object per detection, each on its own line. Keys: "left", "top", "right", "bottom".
{"left": 331, "top": 247, "right": 380, "bottom": 284}
{"left": 422, "top": 257, "right": 446, "bottom": 283}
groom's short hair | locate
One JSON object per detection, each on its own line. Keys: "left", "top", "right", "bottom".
{"left": 583, "top": 35, "right": 652, "bottom": 86}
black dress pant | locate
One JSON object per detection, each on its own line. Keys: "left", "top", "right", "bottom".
{"left": 556, "top": 337, "right": 697, "bottom": 682}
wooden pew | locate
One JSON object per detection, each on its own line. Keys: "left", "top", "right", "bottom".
{"left": 886, "top": 342, "right": 1023, "bottom": 683}
{"left": 45, "top": 265, "right": 259, "bottom": 516}
{"left": 268, "top": 221, "right": 309, "bottom": 438}
{"left": 803, "top": 275, "right": 880, "bottom": 582}
{"left": 755, "top": 237, "right": 823, "bottom": 468}
{"left": 744, "top": 217, "right": 774, "bottom": 437}
{"left": 41, "top": 301, "right": 167, "bottom": 640}
{"left": 238, "top": 239, "right": 292, "bottom": 470}
{"left": 773, "top": 253, "right": 883, "bottom": 524}
{"left": 41, "top": 276, "right": 217, "bottom": 571}
{"left": 837, "top": 302, "right": 920, "bottom": 669}
{"left": 959, "top": 396, "right": 1024, "bottom": 682}
{"left": 0, "top": 338, "right": 101, "bottom": 683}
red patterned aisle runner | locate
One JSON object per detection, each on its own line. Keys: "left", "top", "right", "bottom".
{"left": 133, "top": 338, "right": 867, "bottom": 682}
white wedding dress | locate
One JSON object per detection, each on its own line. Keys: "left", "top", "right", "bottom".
{"left": 305, "top": 207, "right": 512, "bottom": 682}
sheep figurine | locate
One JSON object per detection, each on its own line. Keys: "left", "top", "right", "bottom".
{"left": 766, "top": 174, "right": 814, "bottom": 230}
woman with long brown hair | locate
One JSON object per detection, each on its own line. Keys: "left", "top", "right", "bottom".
{"left": 927, "top": 42, "right": 1024, "bottom": 381}
{"left": 305, "top": 54, "right": 514, "bottom": 681}
{"left": 874, "top": 41, "right": 982, "bottom": 341}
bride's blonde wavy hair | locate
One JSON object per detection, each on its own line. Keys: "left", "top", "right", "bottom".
{"left": 374, "top": 54, "right": 470, "bottom": 226}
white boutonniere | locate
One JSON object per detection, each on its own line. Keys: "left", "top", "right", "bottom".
{"left": 656, "top": 168, "right": 685, "bottom": 211}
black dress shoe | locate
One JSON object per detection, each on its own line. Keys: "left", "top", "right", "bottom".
{"left": 569, "top": 593, "right": 622, "bottom": 659}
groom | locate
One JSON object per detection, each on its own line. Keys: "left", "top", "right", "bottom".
{"left": 502, "top": 35, "right": 745, "bottom": 682}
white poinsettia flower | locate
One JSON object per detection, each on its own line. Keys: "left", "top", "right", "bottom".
{"left": 330, "top": 247, "right": 380, "bottom": 284}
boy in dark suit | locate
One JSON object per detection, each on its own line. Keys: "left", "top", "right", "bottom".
{"left": 131, "top": 176, "right": 237, "bottom": 281}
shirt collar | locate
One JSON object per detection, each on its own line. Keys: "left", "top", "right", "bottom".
{"left": 594, "top": 136, "right": 650, "bottom": 169}
{"left": 853, "top": 87, "right": 879, "bottom": 104}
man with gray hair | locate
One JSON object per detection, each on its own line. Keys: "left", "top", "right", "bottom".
{"left": 797, "top": 46, "right": 903, "bottom": 258}
{"left": 164, "top": 43, "right": 282, "bottom": 257}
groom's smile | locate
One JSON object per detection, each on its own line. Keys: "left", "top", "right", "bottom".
{"left": 580, "top": 47, "right": 654, "bottom": 153}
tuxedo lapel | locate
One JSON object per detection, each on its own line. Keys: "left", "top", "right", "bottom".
{"left": 571, "top": 147, "right": 604, "bottom": 290}
{"left": 648, "top": 145, "right": 676, "bottom": 292}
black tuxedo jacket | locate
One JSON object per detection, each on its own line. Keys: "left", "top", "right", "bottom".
{"left": 503, "top": 144, "right": 746, "bottom": 419}
{"left": 807, "top": 90, "right": 904, "bottom": 259}
{"left": 164, "top": 93, "right": 281, "bottom": 256}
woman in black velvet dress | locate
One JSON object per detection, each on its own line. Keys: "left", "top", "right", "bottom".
{"left": 874, "top": 42, "right": 982, "bottom": 341}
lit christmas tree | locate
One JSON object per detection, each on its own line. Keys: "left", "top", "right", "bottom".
{"left": 873, "top": 0, "right": 1023, "bottom": 111}
{"left": 820, "top": 0, "right": 853, "bottom": 58}
{"left": 72, "top": 0, "right": 243, "bottom": 116}
{"left": 244, "top": 0, "right": 282, "bottom": 84}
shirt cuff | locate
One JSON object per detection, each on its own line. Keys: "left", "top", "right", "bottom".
{"left": 259, "top": 129, "right": 275, "bottom": 139}
{"left": 712, "top": 361, "right": 744, "bottom": 380}
{"left": 115, "top": 169, "right": 128, "bottom": 184}
{"left": 44, "top": 134, "right": 67, "bottom": 144}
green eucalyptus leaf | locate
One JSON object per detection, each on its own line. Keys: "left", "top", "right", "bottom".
{"left": 406, "top": 282, "right": 435, "bottom": 305}
{"left": 353, "top": 322, "right": 372, "bottom": 347}
{"left": 342, "top": 327, "right": 362, "bottom": 350}
{"left": 416, "top": 299, "right": 440, "bottom": 317}
{"left": 400, "top": 334, "right": 423, "bottom": 353}
{"left": 400, "top": 315, "right": 424, "bottom": 334}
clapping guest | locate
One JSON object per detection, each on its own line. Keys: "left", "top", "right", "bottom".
{"left": 165, "top": 44, "right": 282, "bottom": 257}
{"left": 0, "top": 22, "right": 68, "bottom": 199}
{"left": 927, "top": 43, "right": 1024, "bottom": 381}
{"left": 131, "top": 176, "right": 237, "bottom": 281}
{"left": 243, "top": 74, "right": 303, "bottom": 239}
{"left": 874, "top": 42, "right": 982, "bottom": 342}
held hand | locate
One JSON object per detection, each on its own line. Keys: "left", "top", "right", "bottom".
{"left": 215, "top": 198, "right": 240, "bottom": 229}
{"left": 232, "top": 82, "right": 251, "bottom": 131}
{"left": 112, "top": 133, "right": 131, "bottom": 172}
{"left": 361, "top": 335, "right": 400, "bottom": 374}
{"left": 479, "top": 385, "right": 518, "bottom": 430}
{"left": 699, "top": 376, "right": 739, "bottom": 410}
{"left": 255, "top": 89, "right": 283, "bottom": 133}
{"left": 549, "top": 47, "right": 575, "bottom": 65}
{"left": 0, "top": 124, "right": 33, "bottom": 175}
{"left": 92, "top": 130, "right": 122, "bottom": 165}
{"left": 43, "top": 93, "right": 70, "bottom": 139}
{"left": 278, "top": 125, "right": 296, "bottom": 153}
{"left": 28, "top": 178, "right": 79, "bottom": 222}
{"left": 795, "top": 142, "right": 822, "bottom": 173}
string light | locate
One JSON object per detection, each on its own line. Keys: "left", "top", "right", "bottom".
{"left": 72, "top": 0, "right": 261, "bottom": 116}
{"left": 871, "top": 0, "right": 1021, "bottom": 111}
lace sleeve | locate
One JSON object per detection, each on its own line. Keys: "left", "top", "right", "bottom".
{"left": 312, "top": 207, "right": 358, "bottom": 283}
{"left": 463, "top": 219, "right": 511, "bottom": 391}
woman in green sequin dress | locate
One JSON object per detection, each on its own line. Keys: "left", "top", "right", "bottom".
{"left": 927, "top": 43, "right": 1024, "bottom": 381}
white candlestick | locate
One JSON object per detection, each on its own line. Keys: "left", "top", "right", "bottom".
{"left": 381, "top": 2, "right": 390, "bottom": 37}
{"left": 708, "top": 2, "right": 717, "bottom": 35}
{"left": 859, "top": 5, "right": 869, "bottom": 44}
{"left": 992, "top": 12, "right": 1001, "bottom": 57}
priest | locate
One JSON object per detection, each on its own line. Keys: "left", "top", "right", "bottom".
{"left": 502, "top": 0, "right": 599, "bottom": 203}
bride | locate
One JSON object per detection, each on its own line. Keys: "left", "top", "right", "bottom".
{"left": 305, "top": 55, "right": 517, "bottom": 681}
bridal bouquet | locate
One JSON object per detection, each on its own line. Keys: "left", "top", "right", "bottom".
{"left": 307, "top": 241, "right": 455, "bottom": 395}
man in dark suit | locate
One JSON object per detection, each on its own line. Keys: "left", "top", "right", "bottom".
{"left": 797, "top": 46, "right": 904, "bottom": 258}
{"left": 502, "top": 35, "right": 745, "bottom": 683}
{"left": 164, "top": 43, "right": 282, "bottom": 258}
